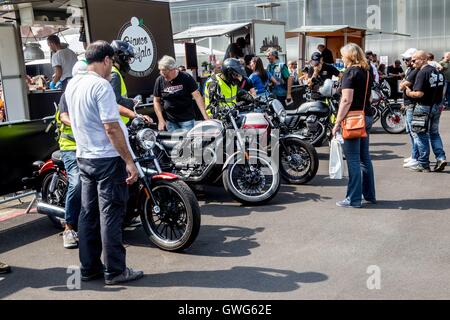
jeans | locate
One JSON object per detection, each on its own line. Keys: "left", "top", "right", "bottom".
{"left": 405, "top": 107, "right": 419, "bottom": 160}
{"left": 412, "top": 104, "right": 446, "bottom": 168}
{"left": 342, "top": 116, "right": 376, "bottom": 206}
{"left": 167, "top": 119, "right": 195, "bottom": 132}
{"left": 445, "top": 81, "right": 450, "bottom": 106}
{"left": 60, "top": 151, "right": 81, "bottom": 228}
{"left": 77, "top": 157, "right": 129, "bottom": 280}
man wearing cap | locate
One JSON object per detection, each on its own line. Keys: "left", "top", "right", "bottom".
{"left": 306, "top": 52, "right": 340, "bottom": 89}
{"left": 399, "top": 48, "right": 420, "bottom": 169}
{"left": 266, "top": 48, "right": 293, "bottom": 106}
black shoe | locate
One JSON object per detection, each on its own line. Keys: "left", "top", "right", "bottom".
{"left": 81, "top": 270, "right": 104, "bottom": 282}
{"left": 364, "top": 199, "right": 377, "bottom": 205}
{"left": 0, "top": 262, "right": 11, "bottom": 274}
{"left": 409, "top": 164, "right": 431, "bottom": 173}
{"left": 434, "top": 160, "right": 447, "bottom": 172}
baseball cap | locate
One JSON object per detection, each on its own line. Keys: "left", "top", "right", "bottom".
{"left": 401, "top": 48, "right": 417, "bottom": 60}
{"left": 310, "top": 52, "right": 322, "bottom": 66}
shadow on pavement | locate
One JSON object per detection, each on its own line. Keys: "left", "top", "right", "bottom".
{"left": 309, "top": 175, "right": 347, "bottom": 187}
{"left": 370, "top": 149, "right": 403, "bottom": 161}
{"left": 124, "top": 225, "right": 264, "bottom": 258}
{"left": 198, "top": 185, "right": 331, "bottom": 218}
{"left": 125, "top": 266, "right": 329, "bottom": 293}
{"left": 0, "top": 266, "right": 125, "bottom": 299}
{"left": 0, "top": 265, "right": 328, "bottom": 296}
{"left": 0, "top": 217, "right": 59, "bottom": 254}
{"left": 368, "top": 198, "right": 450, "bottom": 211}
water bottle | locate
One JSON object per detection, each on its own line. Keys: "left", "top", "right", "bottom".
{"left": 335, "top": 132, "right": 344, "bottom": 144}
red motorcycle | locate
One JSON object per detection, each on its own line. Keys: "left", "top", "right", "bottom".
{"left": 23, "top": 116, "right": 201, "bottom": 252}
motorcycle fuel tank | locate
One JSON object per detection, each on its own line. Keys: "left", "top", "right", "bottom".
{"left": 187, "top": 119, "right": 224, "bottom": 138}
{"left": 297, "top": 101, "right": 330, "bottom": 117}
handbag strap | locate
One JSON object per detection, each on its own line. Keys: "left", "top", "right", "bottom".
{"left": 363, "top": 70, "right": 370, "bottom": 111}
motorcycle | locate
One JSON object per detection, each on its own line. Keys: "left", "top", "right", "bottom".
{"left": 234, "top": 94, "right": 319, "bottom": 185}
{"left": 151, "top": 103, "right": 281, "bottom": 206}
{"left": 370, "top": 79, "right": 406, "bottom": 134}
{"left": 22, "top": 113, "right": 201, "bottom": 252}
{"left": 282, "top": 79, "right": 340, "bottom": 147}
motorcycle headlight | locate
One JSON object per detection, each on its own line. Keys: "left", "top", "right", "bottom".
{"left": 270, "top": 99, "right": 287, "bottom": 123}
{"left": 279, "top": 110, "right": 287, "bottom": 123}
{"left": 136, "top": 128, "right": 156, "bottom": 150}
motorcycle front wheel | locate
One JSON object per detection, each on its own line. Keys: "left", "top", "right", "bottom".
{"left": 279, "top": 137, "right": 319, "bottom": 185}
{"left": 223, "top": 153, "right": 280, "bottom": 205}
{"left": 381, "top": 105, "right": 406, "bottom": 134}
{"left": 140, "top": 179, "right": 201, "bottom": 252}
{"left": 41, "top": 171, "right": 67, "bottom": 229}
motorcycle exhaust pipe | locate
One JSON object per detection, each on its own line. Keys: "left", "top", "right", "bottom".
{"left": 36, "top": 202, "right": 66, "bottom": 219}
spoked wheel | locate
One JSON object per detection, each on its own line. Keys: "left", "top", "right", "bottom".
{"left": 223, "top": 153, "right": 280, "bottom": 205}
{"left": 140, "top": 179, "right": 200, "bottom": 252}
{"left": 371, "top": 105, "right": 381, "bottom": 123}
{"left": 381, "top": 106, "right": 406, "bottom": 134}
{"left": 41, "top": 171, "right": 67, "bottom": 229}
{"left": 279, "top": 137, "right": 319, "bottom": 185}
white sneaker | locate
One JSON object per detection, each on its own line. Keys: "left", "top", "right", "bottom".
{"left": 403, "top": 157, "right": 412, "bottom": 163}
{"left": 403, "top": 159, "right": 419, "bottom": 168}
{"left": 63, "top": 230, "right": 78, "bottom": 249}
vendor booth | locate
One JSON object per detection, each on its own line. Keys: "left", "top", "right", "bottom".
{"left": 286, "top": 25, "right": 367, "bottom": 68}
{"left": 0, "top": 0, "right": 175, "bottom": 195}
{"left": 174, "top": 20, "right": 287, "bottom": 68}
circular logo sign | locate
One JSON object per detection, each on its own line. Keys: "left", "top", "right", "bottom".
{"left": 118, "top": 17, "right": 157, "bottom": 77}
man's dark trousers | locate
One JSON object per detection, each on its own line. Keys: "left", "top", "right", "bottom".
{"left": 77, "top": 157, "right": 129, "bottom": 280}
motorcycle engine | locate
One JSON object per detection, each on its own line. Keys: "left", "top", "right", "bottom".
{"left": 305, "top": 115, "right": 320, "bottom": 133}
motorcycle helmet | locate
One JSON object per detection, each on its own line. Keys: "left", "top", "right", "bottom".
{"left": 111, "top": 40, "right": 135, "bottom": 74}
{"left": 318, "top": 79, "right": 334, "bottom": 98}
{"left": 221, "top": 58, "right": 247, "bottom": 85}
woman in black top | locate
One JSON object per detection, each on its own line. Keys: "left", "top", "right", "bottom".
{"left": 332, "top": 43, "right": 376, "bottom": 208}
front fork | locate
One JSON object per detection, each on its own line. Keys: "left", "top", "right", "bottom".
{"left": 131, "top": 149, "right": 161, "bottom": 214}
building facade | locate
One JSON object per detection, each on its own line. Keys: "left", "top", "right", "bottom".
{"left": 170, "top": 0, "right": 450, "bottom": 63}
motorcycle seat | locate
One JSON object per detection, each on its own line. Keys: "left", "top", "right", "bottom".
{"left": 51, "top": 151, "right": 65, "bottom": 168}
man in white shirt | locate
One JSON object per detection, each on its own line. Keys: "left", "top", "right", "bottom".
{"left": 65, "top": 40, "right": 143, "bottom": 285}
{"left": 47, "top": 35, "right": 78, "bottom": 91}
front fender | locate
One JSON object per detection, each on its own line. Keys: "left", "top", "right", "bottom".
{"left": 222, "top": 148, "right": 268, "bottom": 170}
{"left": 151, "top": 172, "right": 179, "bottom": 181}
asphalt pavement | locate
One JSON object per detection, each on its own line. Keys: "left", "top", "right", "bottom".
{"left": 1, "top": 111, "right": 450, "bottom": 300}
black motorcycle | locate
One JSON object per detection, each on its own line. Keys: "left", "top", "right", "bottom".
{"left": 283, "top": 80, "right": 339, "bottom": 147}
{"left": 23, "top": 114, "right": 201, "bottom": 252}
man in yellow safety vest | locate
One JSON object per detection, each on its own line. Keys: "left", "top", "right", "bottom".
{"left": 110, "top": 40, "right": 151, "bottom": 124}
{"left": 204, "top": 58, "right": 247, "bottom": 115}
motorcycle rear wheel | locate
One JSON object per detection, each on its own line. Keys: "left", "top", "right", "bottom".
{"left": 279, "top": 137, "right": 319, "bottom": 185}
{"left": 41, "top": 171, "right": 67, "bottom": 229}
{"left": 140, "top": 179, "right": 201, "bottom": 252}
